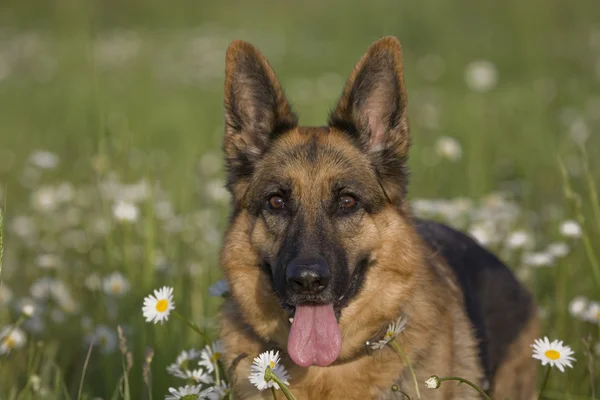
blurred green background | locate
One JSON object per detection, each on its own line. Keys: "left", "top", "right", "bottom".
{"left": 0, "top": 0, "right": 599, "bottom": 398}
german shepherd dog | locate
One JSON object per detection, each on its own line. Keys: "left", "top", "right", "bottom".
{"left": 218, "top": 37, "right": 538, "bottom": 399}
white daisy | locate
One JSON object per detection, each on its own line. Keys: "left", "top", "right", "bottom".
{"left": 546, "top": 242, "right": 570, "bottom": 258}
{"left": 505, "top": 230, "right": 534, "bottom": 250}
{"left": 464, "top": 60, "right": 498, "bottom": 92}
{"left": 370, "top": 316, "right": 408, "bottom": 350}
{"left": 167, "top": 349, "right": 202, "bottom": 379}
{"left": 206, "top": 382, "right": 230, "bottom": 400}
{"left": 249, "top": 350, "right": 290, "bottom": 391}
{"left": 583, "top": 301, "right": 600, "bottom": 324}
{"left": 559, "top": 220, "right": 582, "bottom": 238}
{"left": 112, "top": 200, "right": 139, "bottom": 223}
{"left": 0, "top": 326, "right": 27, "bottom": 355}
{"left": 199, "top": 341, "right": 224, "bottom": 373}
{"left": 568, "top": 296, "right": 588, "bottom": 318}
{"left": 522, "top": 252, "right": 554, "bottom": 268}
{"left": 84, "top": 273, "right": 102, "bottom": 291}
{"left": 165, "top": 385, "right": 213, "bottom": 400}
{"left": 142, "top": 286, "right": 175, "bottom": 324}
{"left": 22, "top": 304, "right": 35, "bottom": 317}
{"left": 29, "top": 150, "right": 59, "bottom": 169}
{"left": 208, "top": 280, "right": 230, "bottom": 298}
{"left": 88, "top": 325, "right": 118, "bottom": 354}
{"left": 531, "top": 337, "right": 576, "bottom": 372}
{"left": 435, "top": 136, "right": 462, "bottom": 162}
{"left": 185, "top": 368, "right": 213, "bottom": 384}
{"left": 102, "top": 272, "right": 130, "bottom": 297}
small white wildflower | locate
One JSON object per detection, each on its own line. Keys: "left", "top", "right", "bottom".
{"left": 505, "top": 230, "right": 534, "bottom": 250}
{"left": 199, "top": 341, "right": 224, "bottom": 373}
{"left": 30, "top": 277, "right": 54, "bottom": 299}
{"left": 522, "top": 252, "right": 554, "bottom": 268}
{"left": 29, "top": 150, "right": 59, "bottom": 169}
{"left": 87, "top": 325, "right": 117, "bottom": 354}
{"left": 142, "top": 286, "right": 175, "bottom": 324}
{"left": 370, "top": 316, "right": 408, "bottom": 350}
{"left": 531, "top": 337, "right": 576, "bottom": 372}
{"left": 435, "top": 136, "right": 462, "bottom": 162}
{"left": 546, "top": 242, "right": 570, "bottom": 258}
{"left": 205, "top": 179, "right": 230, "bottom": 204}
{"left": 469, "top": 223, "right": 497, "bottom": 246}
{"left": 112, "top": 200, "right": 139, "bottom": 222}
{"left": 36, "top": 254, "right": 61, "bottom": 270}
{"left": 185, "top": 368, "right": 213, "bottom": 384}
{"left": 22, "top": 304, "right": 35, "bottom": 317}
{"left": 29, "top": 374, "right": 41, "bottom": 392}
{"left": 465, "top": 60, "right": 498, "bottom": 92}
{"left": 583, "top": 301, "right": 600, "bottom": 324}
{"left": 559, "top": 220, "right": 582, "bottom": 238}
{"left": 0, "top": 326, "right": 27, "bottom": 355}
{"left": 167, "top": 349, "right": 202, "bottom": 379}
{"left": 425, "top": 376, "right": 441, "bottom": 389}
{"left": 102, "top": 272, "right": 130, "bottom": 297}
{"left": 165, "top": 384, "right": 213, "bottom": 400}
{"left": 208, "top": 280, "right": 230, "bottom": 298}
{"left": 568, "top": 296, "right": 588, "bottom": 318}
{"left": 84, "top": 273, "right": 103, "bottom": 291}
{"left": 249, "top": 350, "right": 290, "bottom": 391}
{"left": 31, "top": 186, "right": 59, "bottom": 213}
{"left": 206, "top": 382, "right": 230, "bottom": 400}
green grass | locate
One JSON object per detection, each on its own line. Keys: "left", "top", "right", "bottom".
{"left": 0, "top": 0, "right": 599, "bottom": 398}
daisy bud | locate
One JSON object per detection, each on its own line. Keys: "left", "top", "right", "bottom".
{"left": 425, "top": 376, "right": 441, "bottom": 389}
{"left": 22, "top": 304, "right": 35, "bottom": 318}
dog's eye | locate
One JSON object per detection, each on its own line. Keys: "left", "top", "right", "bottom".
{"left": 268, "top": 195, "right": 285, "bottom": 210}
{"left": 339, "top": 195, "right": 358, "bottom": 210}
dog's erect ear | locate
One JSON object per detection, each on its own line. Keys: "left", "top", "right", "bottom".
{"left": 223, "top": 40, "right": 297, "bottom": 196}
{"left": 329, "top": 37, "right": 410, "bottom": 201}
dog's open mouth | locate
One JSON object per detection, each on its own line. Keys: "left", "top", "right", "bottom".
{"left": 281, "top": 258, "right": 370, "bottom": 368}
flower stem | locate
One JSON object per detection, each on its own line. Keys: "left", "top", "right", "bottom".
{"left": 172, "top": 310, "right": 205, "bottom": 339}
{"left": 265, "top": 367, "right": 297, "bottom": 400}
{"left": 390, "top": 340, "right": 421, "bottom": 399}
{"left": 214, "top": 360, "right": 221, "bottom": 386}
{"left": 271, "top": 386, "right": 278, "bottom": 400}
{"left": 537, "top": 366, "right": 552, "bottom": 400}
{"left": 438, "top": 377, "right": 491, "bottom": 400}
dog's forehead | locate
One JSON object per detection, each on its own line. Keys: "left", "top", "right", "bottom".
{"left": 259, "top": 127, "right": 375, "bottom": 182}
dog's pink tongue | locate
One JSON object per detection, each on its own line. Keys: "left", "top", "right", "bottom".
{"left": 288, "top": 304, "right": 342, "bottom": 368}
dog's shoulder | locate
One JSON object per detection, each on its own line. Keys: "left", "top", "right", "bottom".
{"left": 414, "top": 218, "right": 534, "bottom": 386}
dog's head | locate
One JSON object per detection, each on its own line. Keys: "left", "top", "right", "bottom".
{"left": 220, "top": 37, "right": 422, "bottom": 368}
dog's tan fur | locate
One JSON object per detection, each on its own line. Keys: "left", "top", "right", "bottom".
{"left": 218, "top": 37, "right": 537, "bottom": 399}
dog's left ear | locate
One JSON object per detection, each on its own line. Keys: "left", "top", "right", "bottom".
{"left": 223, "top": 40, "right": 297, "bottom": 198}
{"left": 329, "top": 37, "right": 410, "bottom": 201}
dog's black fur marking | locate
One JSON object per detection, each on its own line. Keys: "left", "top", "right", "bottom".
{"left": 416, "top": 219, "right": 533, "bottom": 389}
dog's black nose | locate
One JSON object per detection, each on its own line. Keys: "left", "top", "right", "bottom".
{"left": 286, "top": 257, "right": 330, "bottom": 294}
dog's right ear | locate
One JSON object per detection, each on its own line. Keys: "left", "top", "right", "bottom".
{"left": 223, "top": 40, "right": 297, "bottom": 198}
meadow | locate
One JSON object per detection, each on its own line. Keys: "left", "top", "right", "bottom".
{"left": 0, "top": 0, "right": 599, "bottom": 398}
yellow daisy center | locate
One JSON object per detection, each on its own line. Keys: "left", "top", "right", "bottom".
{"left": 545, "top": 349, "right": 560, "bottom": 360}
{"left": 111, "top": 283, "right": 122, "bottom": 293}
{"left": 2, "top": 337, "right": 15, "bottom": 349}
{"left": 385, "top": 332, "right": 394, "bottom": 339}
{"left": 269, "top": 361, "right": 275, "bottom": 368}
{"left": 211, "top": 352, "right": 222, "bottom": 362}
{"left": 155, "top": 299, "right": 168, "bottom": 313}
